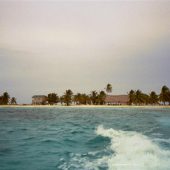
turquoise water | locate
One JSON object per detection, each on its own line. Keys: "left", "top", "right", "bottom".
{"left": 0, "top": 107, "right": 170, "bottom": 170}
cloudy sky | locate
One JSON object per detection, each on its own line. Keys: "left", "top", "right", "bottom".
{"left": 0, "top": 0, "right": 170, "bottom": 103}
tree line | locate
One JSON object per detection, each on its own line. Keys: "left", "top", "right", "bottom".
{"left": 1, "top": 84, "right": 169, "bottom": 106}
{"left": 0, "top": 92, "right": 17, "bottom": 105}
{"left": 47, "top": 85, "right": 170, "bottom": 106}
{"left": 128, "top": 85, "right": 170, "bottom": 105}
{"left": 47, "top": 90, "right": 107, "bottom": 106}
{"left": 46, "top": 84, "right": 112, "bottom": 106}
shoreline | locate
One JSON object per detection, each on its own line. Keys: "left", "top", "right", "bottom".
{"left": 0, "top": 105, "right": 170, "bottom": 108}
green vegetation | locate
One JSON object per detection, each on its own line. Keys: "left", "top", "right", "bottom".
{"left": 149, "top": 91, "right": 159, "bottom": 105}
{"left": 129, "top": 90, "right": 135, "bottom": 105}
{"left": 47, "top": 93, "right": 59, "bottom": 105}
{"left": 106, "top": 83, "right": 112, "bottom": 93}
{"left": 61, "top": 89, "right": 73, "bottom": 106}
{"left": 10, "top": 97, "right": 17, "bottom": 105}
{"left": 160, "top": 85, "right": 170, "bottom": 105}
{"left": 98, "top": 91, "right": 107, "bottom": 105}
{"left": 74, "top": 93, "right": 91, "bottom": 105}
{"left": 1, "top": 84, "right": 170, "bottom": 106}
{"left": 128, "top": 85, "right": 170, "bottom": 105}
{"left": 0, "top": 92, "right": 17, "bottom": 105}
{"left": 90, "top": 91, "right": 98, "bottom": 105}
{"left": 46, "top": 85, "right": 169, "bottom": 106}
{"left": 72, "top": 90, "right": 106, "bottom": 106}
{"left": 46, "top": 89, "right": 106, "bottom": 106}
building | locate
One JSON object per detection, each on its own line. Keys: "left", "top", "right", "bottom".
{"left": 32, "top": 95, "right": 48, "bottom": 105}
{"left": 105, "top": 95, "right": 129, "bottom": 105}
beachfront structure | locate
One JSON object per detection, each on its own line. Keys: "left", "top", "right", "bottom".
{"left": 105, "top": 95, "right": 129, "bottom": 105}
{"left": 32, "top": 95, "right": 48, "bottom": 105}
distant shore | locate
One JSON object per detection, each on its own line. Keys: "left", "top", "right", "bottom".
{"left": 0, "top": 105, "right": 170, "bottom": 108}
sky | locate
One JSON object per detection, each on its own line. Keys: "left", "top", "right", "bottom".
{"left": 0, "top": 0, "right": 170, "bottom": 104}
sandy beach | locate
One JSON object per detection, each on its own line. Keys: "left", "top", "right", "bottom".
{"left": 0, "top": 105, "right": 170, "bottom": 109}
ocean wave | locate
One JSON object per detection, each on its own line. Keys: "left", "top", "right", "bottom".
{"left": 58, "top": 126, "right": 170, "bottom": 170}
{"left": 58, "top": 152, "right": 108, "bottom": 170}
{"left": 0, "top": 147, "right": 12, "bottom": 155}
{"left": 96, "top": 125, "right": 170, "bottom": 170}
{"left": 86, "top": 136, "right": 110, "bottom": 147}
{"left": 153, "top": 138, "right": 170, "bottom": 143}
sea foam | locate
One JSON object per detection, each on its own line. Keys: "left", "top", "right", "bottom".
{"left": 96, "top": 125, "right": 170, "bottom": 170}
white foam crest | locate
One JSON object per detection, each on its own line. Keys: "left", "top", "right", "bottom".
{"left": 58, "top": 152, "right": 108, "bottom": 170}
{"left": 153, "top": 138, "right": 170, "bottom": 144}
{"left": 96, "top": 125, "right": 170, "bottom": 170}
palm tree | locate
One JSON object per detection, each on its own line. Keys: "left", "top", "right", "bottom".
{"left": 135, "top": 90, "right": 143, "bottom": 105}
{"left": 128, "top": 90, "right": 135, "bottom": 105}
{"left": 0, "top": 96, "right": 3, "bottom": 105}
{"left": 74, "top": 93, "right": 82, "bottom": 105}
{"left": 98, "top": 91, "right": 106, "bottom": 105}
{"left": 149, "top": 91, "right": 158, "bottom": 105}
{"left": 2, "top": 92, "right": 10, "bottom": 105}
{"left": 80, "top": 94, "right": 90, "bottom": 105}
{"left": 10, "top": 97, "right": 17, "bottom": 105}
{"left": 63, "top": 89, "right": 73, "bottom": 106}
{"left": 160, "top": 85, "right": 170, "bottom": 105}
{"left": 106, "top": 84, "right": 112, "bottom": 93}
{"left": 60, "top": 96, "right": 64, "bottom": 105}
{"left": 47, "top": 93, "right": 59, "bottom": 105}
{"left": 90, "top": 91, "right": 98, "bottom": 105}
{"left": 168, "top": 91, "right": 170, "bottom": 105}
{"left": 142, "top": 93, "right": 150, "bottom": 105}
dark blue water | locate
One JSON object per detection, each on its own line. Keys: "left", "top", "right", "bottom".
{"left": 0, "top": 107, "right": 170, "bottom": 170}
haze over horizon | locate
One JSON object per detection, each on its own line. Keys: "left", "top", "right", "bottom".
{"left": 0, "top": 0, "right": 170, "bottom": 104}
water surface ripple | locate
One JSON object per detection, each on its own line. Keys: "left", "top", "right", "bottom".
{"left": 0, "top": 107, "right": 170, "bottom": 170}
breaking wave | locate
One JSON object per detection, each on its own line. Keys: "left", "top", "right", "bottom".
{"left": 96, "top": 125, "right": 170, "bottom": 170}
{"left": 58, "top": 125, "right": 170, "bottom": 170}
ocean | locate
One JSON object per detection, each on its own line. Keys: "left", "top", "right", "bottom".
{"left": 0, "top": 107, "right": 170, "bottom": 170}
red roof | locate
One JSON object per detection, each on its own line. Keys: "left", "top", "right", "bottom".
{"left": 105, "top": 95, "right": 129, "bottom": 104}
